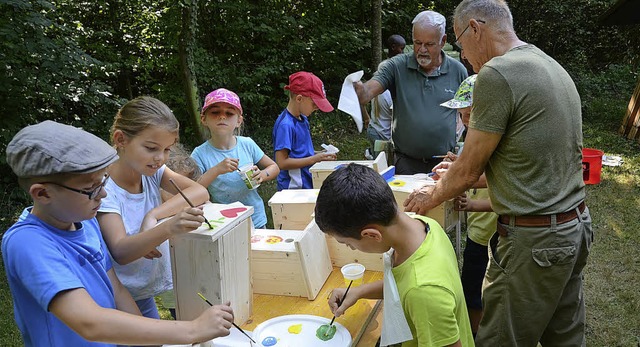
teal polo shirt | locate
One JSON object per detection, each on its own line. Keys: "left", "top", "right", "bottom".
{"left": 372, "top": 52, "right": 468, "bottom": 159}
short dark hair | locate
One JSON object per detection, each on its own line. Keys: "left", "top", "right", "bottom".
{"left": 315, "top": 164, "right": 397, "bottom": 239}
{"left": 386, "top": 34, "right": 406, "bottom": 49}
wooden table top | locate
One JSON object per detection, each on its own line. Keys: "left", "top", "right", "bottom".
{"left": 241, "top": 268, "right": 383, "bottom": 346}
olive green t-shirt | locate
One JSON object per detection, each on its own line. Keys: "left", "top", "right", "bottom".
{"left": 469, "top": 45, "right": 585, "bottom": 215}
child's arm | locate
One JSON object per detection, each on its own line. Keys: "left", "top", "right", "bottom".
{"left": 49, "top": 287, "right": 234, "bottom": 345}
{"left": 254, "top": 154, "right": 280, "bottom": 184}
{"left": 328, "top": 280, "right": 383, "bottom": 317}
{"left": 275, "top": 149, "right": 336, "bottom": 171}
{"left": 98, "top": 205, "right": 206, "bottom": 264}
{"left": 107, "top": 269, "right": 142, "bottom": 315}
{"left": 197, "top": 157, "right": 240, "bottom": 189}
{"left": 454, "top": 193, "right": 493, "bottom": 212}
{"left": 361, "top": 103, "right": 371, "bottom": 130}
{"left": 97, "top": 168, "right": 210, "bottom": 265}
{"left": 155, "top": 167, "right": 210, "bottom": 219}
{"left": 472, "top": 173, "right": 488, "bottom": 189}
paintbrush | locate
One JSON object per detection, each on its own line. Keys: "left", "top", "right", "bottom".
{"left": 168, "top": 178, "right": 213, "bottom": 229}
{"left": 325, "top": 280, "right": 353, "bottom": 334}
{"left": 197, "top": 292, "right": 256, "bottom": 344}
{"left": 431, "top": 154, "right": 448, "bottom": 159}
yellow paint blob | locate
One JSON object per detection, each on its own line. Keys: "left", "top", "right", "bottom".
{"left": 389, "top": 179, "right": 406, "bottom": 187}
{"left": 288, "top": 323, "right": 303, "bottom": 334}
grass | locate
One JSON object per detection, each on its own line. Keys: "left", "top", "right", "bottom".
{"left": 1, "top": 97, "right": 639, "bottom": 346}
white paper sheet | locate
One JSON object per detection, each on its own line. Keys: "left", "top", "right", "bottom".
{"left": 321, "top": 143, "right": 339, "bottom": 154}
{"left": 338, "top": 70, "right": 365, "bottom": 132}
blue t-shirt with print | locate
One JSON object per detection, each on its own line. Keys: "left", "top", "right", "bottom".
{"left": 2, "top": 209, "right": 116, "bottom": 347}
{"left": 272, "top": 108, "right": 315, "bottom": 190}
{"left": 191, "top": 136, "right": 266, "bottom": 228}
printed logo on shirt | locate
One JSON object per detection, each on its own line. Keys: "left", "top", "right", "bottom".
{"left": 78, "top": 250, "right": 104, "bottom": 266}
{"left": 445, "top": 88, "right": 455, "bottom": 94}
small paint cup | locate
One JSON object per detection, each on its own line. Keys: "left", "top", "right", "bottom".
{"left": 238, "top": 164, "right": 260, "bottom": 190}
{"left": 341, "top": 263, "right": 365, "bottom": 287}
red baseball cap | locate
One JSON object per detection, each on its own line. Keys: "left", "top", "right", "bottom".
{"left": 284, "top": 71, "right": 334, "bottom": 112}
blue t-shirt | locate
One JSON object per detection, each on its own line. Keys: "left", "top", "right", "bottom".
{"left": 191, "top": 136, "right": 266, "bottom": 228}
{"left": 272, "top": 109, "right": 314, "bottom": 190}
{"left": 2, "top": 208, "right": 116, "bottom": 347}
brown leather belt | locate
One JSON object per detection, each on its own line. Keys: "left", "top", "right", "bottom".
{"left": 498, "top": 201, "right": 586, "bottom": 227}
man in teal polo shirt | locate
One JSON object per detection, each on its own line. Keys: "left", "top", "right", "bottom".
{"left": 354, "top": 10, "right": 468, "bottom": 174}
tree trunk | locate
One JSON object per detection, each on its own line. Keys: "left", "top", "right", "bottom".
{"left": 371, "top": 0, "right": 382, "bottom": 72}
{"left": 178, "top": 0, "right": 205, "bottom": 140}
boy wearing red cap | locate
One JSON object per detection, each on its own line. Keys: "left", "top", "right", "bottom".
{"left": 272, "top": 71, "right": 337, "bottom": 190}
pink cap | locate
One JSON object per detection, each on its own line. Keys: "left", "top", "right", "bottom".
{"left": 201, "top": 88, "right": 243, "bottom": 115}
{"left": 284, "top": 71, "right": 334, "bottom": 112}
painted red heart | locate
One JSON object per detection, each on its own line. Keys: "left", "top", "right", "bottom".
{"left": 220, "top": 207, "right": 248, "bottom": 218}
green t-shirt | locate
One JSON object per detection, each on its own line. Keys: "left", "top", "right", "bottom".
{"left": 392, "top": 215, "right": 474, "bottom": 347}
{"left": 373, "top": 52, "right": 468, "bottom": 159}
{"left": 467, "top": 188, "right": 497, "bottom": 246}
{"left": 469, "top": 44, "right": 585, "bottom": 215}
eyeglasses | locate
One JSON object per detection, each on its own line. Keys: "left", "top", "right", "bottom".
{"left": 41, "top": 174, "right": 110, "bottom": 200}
{"left": 454, "top": 19, "right": 486, "bottom": 50}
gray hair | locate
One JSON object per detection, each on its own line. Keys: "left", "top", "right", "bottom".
{"left": 412, "top": 11, "right": 446, "bottom": 41}
{"left": 454, "top": 0, "right": 514, "bottom": 34}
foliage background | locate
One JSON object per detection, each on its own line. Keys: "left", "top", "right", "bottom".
{"left": 0, "top": 0, "right": 639, "bottom": 345}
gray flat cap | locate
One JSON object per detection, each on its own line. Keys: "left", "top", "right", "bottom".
{"left": 6, "top": 120, "right": 119, "bottom": 177}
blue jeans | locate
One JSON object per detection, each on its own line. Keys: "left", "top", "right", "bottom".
{"left": 136, "top": 297, "right": 160, "bottom": 319}
{"left": 366, "top": 126, "right": 386, "bottom": 154}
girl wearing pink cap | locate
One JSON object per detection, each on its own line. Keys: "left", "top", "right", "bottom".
{"left": 191, "top": 88, "right": 279, "bottom": 228}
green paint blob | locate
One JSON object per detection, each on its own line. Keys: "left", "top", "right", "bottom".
{"left": 315, "top": 324, "right": 336, "bottom": 341}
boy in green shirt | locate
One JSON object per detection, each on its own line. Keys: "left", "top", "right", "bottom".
{"left": 315, "top": 164, "right": 474, "bottom": 347}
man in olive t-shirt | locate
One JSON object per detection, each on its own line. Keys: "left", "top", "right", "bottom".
{"left": 405, "top": 1, "right": 593, "bottom": 346}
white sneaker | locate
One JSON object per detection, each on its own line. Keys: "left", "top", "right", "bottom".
{"left": 364, "top": 148, "right": 374, "bottom": 160}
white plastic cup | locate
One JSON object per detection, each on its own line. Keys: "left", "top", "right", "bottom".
{"left": 341, "top": 263, "right": 365, "bottom": 287}
{"left": 238, "top": 164, "right": 260, "bottom": 190}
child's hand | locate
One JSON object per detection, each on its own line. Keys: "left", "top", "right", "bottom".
{"left": 444, "top": 151, "right": 458, "bottom": 162}
{"left": 140, "top": 213, "right": 159, "bottom": 233}
{"left": 328, "top": 287, "right": 358, "bottom": 317}
{"left": 214, "top": 158, "right": 239, "bottom": 175}
{"left": 431, "top": 161, "right": 452, "bottom": 180}
{"left": 454, "top": 193, "right": 469, "bottom": 211}
{"left": 192, "top": 302, "right": 234, "bottom": 340}
{"left": 143, "top": 248, "right": 163, "bottom": 259}
{"left": 249, "top": 165, "right": 263, "bottom": 184}
{"left": 314, "top": 152, "right": 337, "bottom": 163}
{"left": 166, "top": 206, "right": 207, "bottom": 236}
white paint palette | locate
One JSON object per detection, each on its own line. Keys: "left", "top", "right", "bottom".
{"left": 252, "top": 314, "right": 351, "bottom": 347}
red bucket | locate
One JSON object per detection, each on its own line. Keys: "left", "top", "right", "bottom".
{"left": 582, "top": 148, "right": 604, "bottom": 184}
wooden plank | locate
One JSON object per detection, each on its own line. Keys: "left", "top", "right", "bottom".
{"left": 619, "top": 77, "right": 640, "bottom": 136}
{"left": 372, "top": 151, "right": 388, "bottom": 173}
{"left": 310, "top": 160, "right": 375, "bottom": 189}
{"left": 170, "top": 203, "right": 254, "bottom": 324}
{"left": 251, "top": 250, "right": 308, "bottom": 297}
{"left": 303, "top": 219, "right": 385, "bottom": 272}
{"left": 297, "top": 222, "right": 333, "bottom": 299}
{"left": 325, "top": 235, "right": 385, "bottom": 272}
{"left": 353, "top": 300, "right": 383, "bottom": 346}
{"left": 268, "top": 189, "right": 318, "bottom": 230}
{"left": 219, "top": 218, "right": 253, "bottom": 324}
{"left": 242, "top": 268, "right": 384, "bottom": 346}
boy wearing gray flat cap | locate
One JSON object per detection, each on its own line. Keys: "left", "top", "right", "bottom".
{"left": 3, "top": 121, "right": 234, "bottom": 346}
